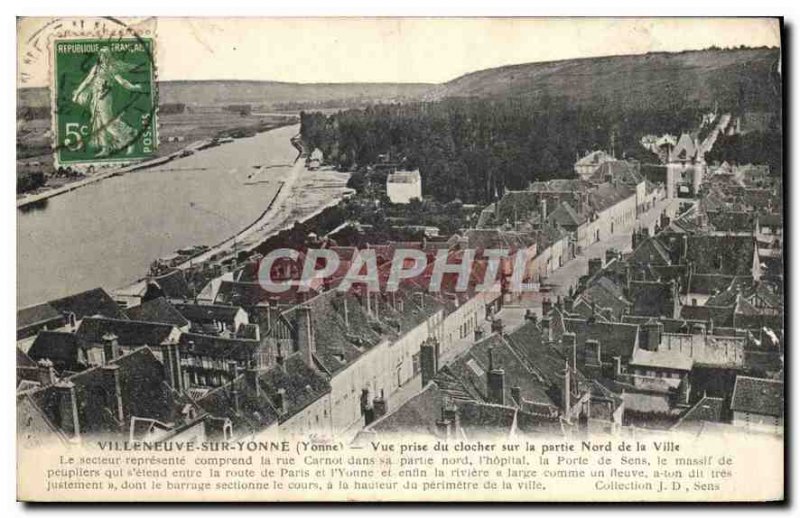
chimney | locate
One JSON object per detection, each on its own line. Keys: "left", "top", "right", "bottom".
{"left": 643, "top": 320, "right": 663, "bottom": 351}
{"left": 245, "top": 368, "right": 260, "bottom": 397}
{"left": 681, "top": 234, "right": 688, "bottom": 262}
{"left": 420, "top": 339, "right": 439, "bottom": 386}
{"left": 585, "top": 339, "right": 601, "bottom": 366}
{"left": 587, "top": 257, "right": 603, "bottom": 278}
{"left": 102, "top": 364, "right": 125, "bottom": 427}
{"left": 231, "top": 383, "right": 241, "bottom": 413}
{"left": 490, "top": 318, "right": 504, "bottom": 335}
{"left": 54, "top": 380, "right": 80, "bottom": 439}
{"left": 37, "top": 359, "right": 56, "bottom": 387}
{"left": 275, "top": 388, "right": 287, "bottom": 414}
{"left": 707, "top": 318, "right": 715, "bottom": 335}
{"left": 541, "top": 298, "right": 553, "bottom": 317}
{"left": 275, "top": 342, "right": 286, "bottom": 370}
{"left": 414, "top": 292, "right": 425, "bottom": 310}
{"left": 540, "top": 198, "right": 547, "bottom": 221}
{"left": 102, "top": 332, "right": 120, "bottom": 363}
{"left": 614, "top": 356, "right": 623, "bottom": 377}
{"left": 227, "top": 360, "right": 239, "bottom": 381}
{"left": 541, "top": 317, "right": 552, "bottom": 341}
{"left": 605, "top": 248, "right": 617, "bottom": 265}
{"left": 562, "top": 332, "right": 577, "bottom": 367}
{"left": 296, "top": 305, "right": 316, "bottom": 368}
{"left": 510, "top": 386, "right": 522, "bottom": 407}
{"left": 361, "top": 389, "right": 375, "bottom": 425}
{"left": 161, "top": 342, "right": 183, "bottom": 392}
{"left": 363, "top": 289, "right": 372, "bottom": 316}
{"left": 436, "top": 400, "right": 459, "bottom": 439}
{"left": 65, "top": 311, "right": 77, "bottom": 330}
{"left": 372, "top": 389, "right": 387, "bottom": 420}
{"left": 486, "top": 347, "right": 505, "bottom": 405}
{"left": 374, "top": 292, "right": 382, "bottom": 318}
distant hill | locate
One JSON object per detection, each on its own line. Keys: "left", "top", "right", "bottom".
{"left": 18, "top": 80, "right": 433, "bottom": 111}
{"left": 427, "top": 47, "right": 782, "bottom": 112}
{"left": 17, "top": 47, "right": 782, "bottom": 114}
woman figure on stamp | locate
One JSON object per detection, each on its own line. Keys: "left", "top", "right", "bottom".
{"left": 71, "top": 47, "right": 144, "bottom": 157}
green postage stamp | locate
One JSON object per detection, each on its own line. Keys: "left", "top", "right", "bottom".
{"left": 52, "top": 38, "right": 157, "bottom": 166}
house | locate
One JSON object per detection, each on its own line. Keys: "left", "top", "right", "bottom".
{"left": 730, "top": 376, "right": 783, "bottom": 435}
{"left": 178, "top": 332, "right": 266, "bottom": 388}
{"left": 17, "top": 303, "right": 66, "bottom": 342}
{"left": 26, "top": 331, "right": 87, "bottom": 374}
{"left": 671, "top": 396, "right": 725, "bottom": 435}
{"left": 307, "top": 148, "right": 323, "bottom": 170}
{"left": 574, "top": 150, "right": 615, "bottom": 180}
{"left": 273, "top": 288, "right": 446, "bottom": 435}
{"left": 17, "top": 346, "right": 200, "bottom": 445}
{"left": 386, "top": 170, "right": 422, "bottom": 204}
{"left": 628, "top": 280, "right": 681, "bottom": 319}
{"left": 666, "top": 133, "right": 706, "bottom": 198}
{"left": 76, "top": 316, "right": 182, "bottom": 367}
{"left": 173, "top": 302, "right": 249, "bottom": 335}
{"left": 194, "top": 352, "right": 332, "bottom": 439}
{"left": 17, "top": 287, "right": 127, "bottom": 344}
{"left": 125, "top": 297, "right": 190, "bottom": 330}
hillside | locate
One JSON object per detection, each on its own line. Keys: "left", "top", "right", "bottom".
{"left": 428, "top": 48, "right": 781, "bottom": 111}
{"left": 17, "top": 80, "right": 433, "bottom": 111}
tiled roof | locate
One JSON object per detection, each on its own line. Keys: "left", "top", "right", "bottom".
{"left": 179, "top": 332, "right": 259, "bottom": 361}
{"left": 588, "top": 160, "right": 643, "bottom": 186}
{"left": 587, "top": 182, "right": 635, "bottom": 213}
{"left": 679, "top": 305, "right": 735, "bottom": 327}
{"left": 77, "top": 317, "right": 177, "bottom": 346}
{"left": 457, "top": 401, "right": 517, "bottom": 439}
{"left": 445, "top": 333, "right": 553, "bottom": 407}
{"left": 17, "top": 347, "right": 36, "bottom": 368}
{"left": 174, "top": 302, "right": 245, "bottom": 325}
{"left": 29, "top": 347, "right": 189, "bottom": 436}
{"left": 672, "top": 396, "right": 725, "bottom": 432}
{"left": 730, "top": 376, "right": 783, "bottom": 417}
{"left": 281, "top": 290, "right": 384, "bottom": 375}
{"left": 195, "top": 375, "right": 279, "bottom": 436}
{"left": 17, "top": 303, "right": 64, "bottom": 332}
{"left": 126, "top": 298, "right": 190, "bottom": 328}
{"left": 575, "top": 150, "right": 613, "bottom": 167}
{"left": 149, "top": 269, "right": 192, "bottom": 300}
{"left": 49, "top": 287, "right": 127, "bottom": 321}
{"left": 463, "top": 229, "right": 538, "bottom": 251}
{"left": 629, "top": 281, "right": 676, "bottom": 318}
{"left": 27, "top": 331, "right": 84, "bottom": 370}
{"left": 546, "top": 201, "right": 586, "bottom": 228}
{"left": 686, "top": 274, "right": 742, "bottom": 296}
{"left": 260, "top": 353, "right": 331, "bottom": 424}
{"left": 630, "top": 346, "right": 693, "bottom": 371}
{"left": 563, "top": 318, "right": 639, "bottom": 359}
{"left": 576, "top": 277, "right": 631, "bottom": 317}
{"left": 366, "top": 383, "right": 446, "bottom": 436}
{"left": 706, "top": 210, "right": 755, "bottom": 232}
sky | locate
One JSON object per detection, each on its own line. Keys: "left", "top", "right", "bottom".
{"left": 18, "top": 17, "right": 781, "bottom": 87}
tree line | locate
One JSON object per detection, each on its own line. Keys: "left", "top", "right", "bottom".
{"left": 301, "top": 97, "right": 714, "bottom": 204}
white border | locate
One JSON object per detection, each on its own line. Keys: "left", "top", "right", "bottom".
{"left": 6, "top": 2, "right": 796, "bottom": 516}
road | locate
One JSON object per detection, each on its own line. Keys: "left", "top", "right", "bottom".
{"left": 504, "top": 197, "right": 680, "bottom": 316}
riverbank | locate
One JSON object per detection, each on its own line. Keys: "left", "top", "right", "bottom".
{"left": 16, "top": 120, "right": 297, "bottom": 209}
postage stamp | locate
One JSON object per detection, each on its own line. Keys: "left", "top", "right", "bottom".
{"left": 52, "top": 37, "right": 157, "bottom": 166}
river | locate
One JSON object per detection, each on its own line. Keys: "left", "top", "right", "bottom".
{"left": 17, "top": 124, "right": 301, "bottom": 307}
